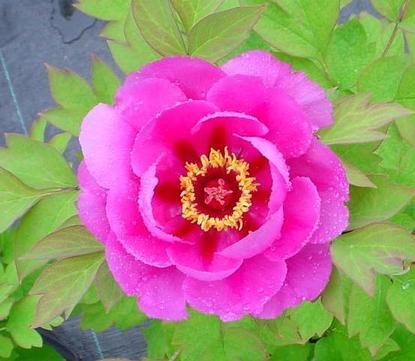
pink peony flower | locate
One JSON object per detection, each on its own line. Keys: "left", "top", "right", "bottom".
{"left": 78, "top": 51, "right": 349, "bottom": 321}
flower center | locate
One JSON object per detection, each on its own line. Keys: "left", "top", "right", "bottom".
{"left": 204, "top": 178, "right": 234, "bottom": 210}
{"left": 180, "top": 148, "right": 257, "bottom": 232}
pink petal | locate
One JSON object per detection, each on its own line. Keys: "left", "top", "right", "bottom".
{"left": 167, "top": 243, "right": 243, "bottom": 281}
{"left": 258, "top": 283, "right": 299, "bottom": 319}
{"left": 258, "top": 243, "right": 332, "bottom": 319}
{"left": 217, "top": 136, "right": 290, "bottom": 259}
{"left": 219, "top": 208, "right": 283, "bottom": 259}
{"left": 236, "top": 136, "right": 289, "bottom": 214}
{"left": 79, "top": 103, "right": 136, "bottom": 189}
{"left": 139, "top": 56, "right": 225, "bottom": 99}
{"left": 266, "top": 177, "right": 321, "bottom": 261}
{"left": 221, "top": 50, "right": 291, "bottom": 88}
{"left": 206, "top": 74, "right": 267, "bottom": 114}
{"left": 115, "top": 77, "right": 187, "bottom": 131}
{"left": 139, "top": 161, "right": 186, "bottom": 244}
{"left": 184, "top": 255, "right": 287, "bottom": 321}
{"left": 276, "top": 71, "right": 333, "bottom": 130}
{"left": 288, "top": 139, "right": 349, "bottom": 244}
{"left": 77, "top": 162, "right": 110, "bottom": 243}
{"left": 222, "top": 50, "right": 333, "bottom": 130}
{"left": 106, "top": 178, "right": 172, "bottom": 267}
{"left": 106, "top": 234, "right": 187, "bottom": 321}
{"left": 255, "top": 89, "right": 313, "bottom": 158}
{"left": 190, "top": 111, "right": 269, "bottom": 155}
{"left": 131, "top": 100, "right": 218, "bottom": 177}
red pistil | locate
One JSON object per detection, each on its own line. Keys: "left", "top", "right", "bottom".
{"left": 204, "top": 178, "right": 234, "bottom": 210}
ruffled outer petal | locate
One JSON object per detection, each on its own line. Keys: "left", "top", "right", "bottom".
{"left": 265, "top": 177, "right": 321, "bottom": 261}
{"left": 288, "top": 139, "right": 349, "bottom": 244}
{"left": 275, "top": 71, "right": 333, "bottom": 129}
{"left": 184, "top": 255, "right": 287, "bottom": 321}
{"left": 131, "top": 100, "right": 218, "bottom": 177}
{"left": 106, "top": 178, "right": 172, "bottom": 267}
{"left": 115, "top": 77, "right": 187, "bottom": 131}
{"left": 221, "top": 50, "right": 291, "bottom": 88}
{"left": 138, "top": 56, "right": 225, "bottom": 99}
{"left": 222, "top": 50, "right": 332, "bottom": 130}
{"left": 206, "top": 74, "right": 267, "bottom": 114}
{"left": 77, "top": 162, "right": 110, "bottom": 243}
{"left": 206, "top": 74, "right": 313, "bottom": 158}
{"left": 258, "top": 243, "right": 332, "bottom": 319}
{"left": 255, "top": 89, "right": 313, "bottom": 158}
{"left": 79, "top": 103, "right": 136, "bottom": 189}
{"left": 106, "top": 234, "right": 187, "bottom": 321}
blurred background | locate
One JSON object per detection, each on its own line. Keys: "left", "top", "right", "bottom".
{"left": 0, "top": 0, "right": 376, "bottom": 360}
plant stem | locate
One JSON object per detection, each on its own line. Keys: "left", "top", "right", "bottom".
{"left": 382, "top": 0, "right": 410, "bottom": 57}
{"left": 169, "top": 350, "right": 181, "bottom": 361}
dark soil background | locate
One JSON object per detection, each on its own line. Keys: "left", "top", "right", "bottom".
{"left": 0, "top": 0, "right": 376, "bottom": 360}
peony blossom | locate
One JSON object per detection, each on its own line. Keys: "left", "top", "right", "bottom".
{"left": 78, "top": 51, "right": 349, "bottom": 321}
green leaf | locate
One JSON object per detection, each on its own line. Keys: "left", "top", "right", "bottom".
{"left": 0, "top": 335, "right": 14, "bottom": 358}
{"left": 7, "top": 296, "right": 43, "bottom": 349}
{"left": 223, "top": 327, "right": 267, "bottom": 361}
{"left": 171, "top": 0, "right": 223, "bottom": 31}
{"left": 331, "top": 223, "right": 415, "bottom": 295}
{"left": 14, "top": 344, "right": 64, "bottom": 361}
{"left": 348, "top": 176, "right": 414, "bottom": 229}
{"left": 270, "top": 344, "right": 313, "bottom": 361}
{"left": 360, "top": 15, "right": 405, "bottom": 57}
{"left": 108, "top": 11, "right": 159, "bottom": 74}
{"left": 371, "top": 0, "right": 406, "bottom": 21}
{"left": 14, "top": 191, "right": 78, "bottom": 278}
{"left": 342, "top": 160, "right": 376, "bottom": 188}
{"left": 47, "top": 65, "right": 97, "bottom": 112}
{"left": 91, "top": 56, "right": 121, "bottom": 104}
{"left": 357, "top": 56, "right": 410, "bottom": 102}
{"left": 76, "top": 0, "right": 130, "bottom": 20}
{"left": 325, "top": 19, "right": 375, "bottom": 90}
{"left": 77, "top": 297, "right": 146, "bottom": 332}
{"left": 173, "top": 310, "right": 225, "bottom": 360}
{"left": 143, "top": 320, "right": 170, "bottom": 359}
{"left": 396, "top": 63, "right": 415, "bottom": 147}
{"left": 332, "top": 142, "right": 383, "bottom": 175}
{"left": 321, "top": 268, "right": 352, "bottom": 324}
{"left": 132, "top": 0, "right": 187, "bottom": 56}
{"left": 188, "top": 6, "right": 265, "bottom": 62}
{"left": 0, "top": 134, "right": 77, "bottom": 189}
{"left": 0, "top": 299, "right": 14, "bottom": 320}
{"left": 319, "top": 94, "right": 413, "bottom": 145}
{"left": 348, "top": 277, "right": 396, "bottom": 355}
{"left": 41, "top": 108, "right": 85, "bottom": 137}
{"left": 375, "top": 124, "right": 415, "bottom": 188}
{"left": 401, "top": 0, "right": 415, "bottom": 32}
{"left": 314, "top": 322, "right": 372, "bottom": 361}
{"left": 374, "top": 338, "right": 400, "bottom": 360}
{"left": 22, "top": 225, "right": 103, "bottom": 262}
{"left": 0, "top": 168, "right": 52, "bottom": 233}
{"left": 286, "top": 300, "right": 333, "bottom": 341}
{"left": 29, "top": 117, "right": 47, "bottom": 142}
{"left": 48, "top": 132, "right": 72, "bottom": 154}
{"left": 384, "top": 326, "right": 415, "bottom": 361}
{"left": 173, "top": 309, "right": 266, "bottom": 361}
{"left": 386, "top": 268, "right": 415, "bottom": 334}
{"left": 30, "top": 252, "right": 104, "bottom": 327}
{"left": 246, "top": 0, "right": 339, "bottom": 59}
{"left": 46, "top": 65, "right": 97, "bottom": 134}
{"left": 95, "top": 262, "right": 123, "bottom": 312}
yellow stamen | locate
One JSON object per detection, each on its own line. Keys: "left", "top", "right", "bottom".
{"left": 180, "top": 148, "right": 257, "bottom": 232}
